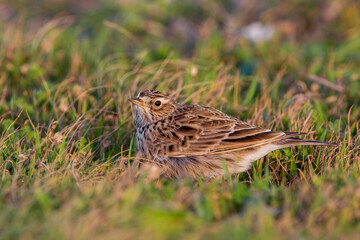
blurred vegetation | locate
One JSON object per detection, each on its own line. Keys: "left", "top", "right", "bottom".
{"left": 0, "top": 0, "right": 359, "bottom": 239}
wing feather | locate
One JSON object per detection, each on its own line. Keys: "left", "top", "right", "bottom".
{"left": 145, "top": 105, "right": 285, "bottom": 158}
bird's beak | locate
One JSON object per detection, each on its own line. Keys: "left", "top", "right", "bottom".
{"left": 129, "top": 97, "right": 143, "bottom": 106}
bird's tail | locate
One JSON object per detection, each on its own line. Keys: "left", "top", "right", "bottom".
{"left": 276, "top": 132, "right": 338, "bottom": 147}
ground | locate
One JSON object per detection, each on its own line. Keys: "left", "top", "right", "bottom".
{"left": 0, "top": 0, "right": 359, "bottom": 239}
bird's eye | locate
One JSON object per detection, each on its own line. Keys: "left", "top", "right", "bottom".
{"left": 154, "top": 100, "right": 162, "bottom": 107}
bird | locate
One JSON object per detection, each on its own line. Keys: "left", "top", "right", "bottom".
{"left": 129, "top": 90, "right": 337, "bottom": 179}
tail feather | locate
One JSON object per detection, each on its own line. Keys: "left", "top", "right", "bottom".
{"left": 276, "top": 137, "right": 338, "bottom": 147}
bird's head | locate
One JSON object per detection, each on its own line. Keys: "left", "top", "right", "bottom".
{"left": 129, "top": 90, "right": 179, "bottom": 125}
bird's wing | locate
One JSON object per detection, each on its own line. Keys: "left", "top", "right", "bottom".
{"left": 145, "top": 105, "right": 285, "bottom": 158}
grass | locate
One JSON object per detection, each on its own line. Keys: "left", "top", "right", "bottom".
{"left": 0, "top": 0, "right": 360, "bottom": 239}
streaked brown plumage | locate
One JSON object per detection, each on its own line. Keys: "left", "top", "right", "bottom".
{"left": 129, "top": 90, "right": 337, "bottom": 178}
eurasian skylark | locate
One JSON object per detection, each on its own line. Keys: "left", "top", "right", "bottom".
{"left": 130, "top": 90, "right": 336, "bottom": 178}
